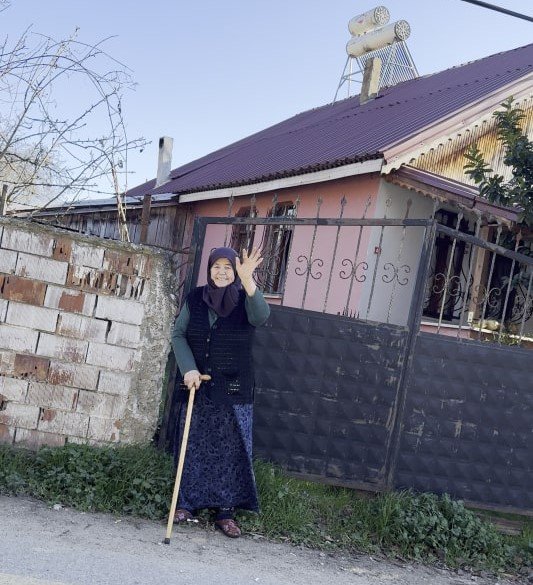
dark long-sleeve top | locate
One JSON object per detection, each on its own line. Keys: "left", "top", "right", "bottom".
{"left": 171, "top": 288, "right": 270, "bottom": 376}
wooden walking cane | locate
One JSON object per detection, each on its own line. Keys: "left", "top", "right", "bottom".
{"left": 163, "top": 374, "right": 211, "bottom": 544}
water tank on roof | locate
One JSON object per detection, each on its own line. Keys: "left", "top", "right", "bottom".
{"left": 348, "top": 6, "right": 390, "bottom": 36}
{"left": 346, "top": 20, "right": 411, "bottom": 57}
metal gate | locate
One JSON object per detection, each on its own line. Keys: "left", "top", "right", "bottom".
{"left": 158, "top": 197, "right": 533, "bottom": 512}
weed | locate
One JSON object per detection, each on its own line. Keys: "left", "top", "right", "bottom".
{"left": 0, "top": 443, "right": 529, "bottom": 577}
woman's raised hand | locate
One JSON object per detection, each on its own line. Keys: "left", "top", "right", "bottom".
{"left": 235, "top": 247, "right": 263, "bottom": 286}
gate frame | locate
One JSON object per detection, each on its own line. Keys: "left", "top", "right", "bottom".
{"left": 158, "top": 214, "right": 532, "bottom": 500}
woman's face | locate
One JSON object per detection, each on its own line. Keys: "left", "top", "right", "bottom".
{"left": 210, "top": 257, "right": 235, "bottom": 288}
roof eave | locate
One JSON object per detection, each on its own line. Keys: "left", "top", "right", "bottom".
{"left": 387, "top": 166, "right": 520, "bottom": 223}
{"left": 177, "top": 157, "right": 384, "bottom": 203}
{"left": 381, "top": 73, "right": 533, "bottom": 173}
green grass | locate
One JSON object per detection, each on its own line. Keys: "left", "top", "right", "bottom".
{"left": 0, "top": 443, "right": 530, "bottom": 578}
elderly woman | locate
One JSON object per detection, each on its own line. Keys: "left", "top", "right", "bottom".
{"left": 170, "top": 246, "right": 270, "bottom": 538}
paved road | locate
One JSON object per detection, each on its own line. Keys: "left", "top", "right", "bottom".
{"left": 0, "top": 496, "right": 515, "bottom": 585}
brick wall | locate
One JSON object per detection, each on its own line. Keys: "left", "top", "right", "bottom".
{"left": 0, "top": 217, "right": 176, "bottom": 448}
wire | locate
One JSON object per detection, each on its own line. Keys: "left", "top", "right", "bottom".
{"left": 459, "top": 0, "right": 533, "bottom": 23}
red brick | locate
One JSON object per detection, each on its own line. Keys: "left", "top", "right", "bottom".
{"left": 40, "top": 408, "right": 56, "bottom": 423}
{"left": 66, "top": 265, "right": 127, "bottom": 296}
{"left": 58, "top": 290, "right": 87, "bottom": 313}
{"left": 14, "top": 354, "right": 50, "bottom": 381}
{"left": 1, "top": 275, "right": 46, "bottom": 305}
{"left": 52, "top": 238, "right": 72, "bottom": 261}
{"left": 103, "top": 250, "right": 137, "bottom": 275}
{"left": 66, "top": 264, "right": 90, "bottom": 289}
{"left": 139, "top": 255, "right": 152, "bottom": 278}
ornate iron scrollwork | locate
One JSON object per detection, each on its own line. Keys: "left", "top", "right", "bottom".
{"left": 339, "top": 259, "right": 368, "bottom": 282}
{"left": 382, "top": 262, "right": 411, "bottom": 286}
{"left": 295, "top": 255, "right": 324, "bottom": 280}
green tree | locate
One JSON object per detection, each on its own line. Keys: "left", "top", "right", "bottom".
{"left": 463, "top": 97, "right": 533, "bottom": 228}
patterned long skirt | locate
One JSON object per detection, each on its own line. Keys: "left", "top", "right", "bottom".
{"left": 173, "top": 389, "right": 259, "bottom": 513}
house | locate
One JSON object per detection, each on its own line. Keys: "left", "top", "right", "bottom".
{"left": 23, "top": 42, "right": 533, "bottom": 511}
{"left": 35, "top": 42, "right": 533, "bottom": 338}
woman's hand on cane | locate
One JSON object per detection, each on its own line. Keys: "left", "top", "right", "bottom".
{"left": 183, "top": 370, "right": 211, "bottom": 391}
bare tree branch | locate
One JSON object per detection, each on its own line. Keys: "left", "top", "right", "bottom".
{"left": 0, "top": 23, "right": 149, "bottom": 240}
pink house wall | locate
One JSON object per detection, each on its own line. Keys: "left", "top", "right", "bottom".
{"left": 188, "top": 175, "right": 382, "bottom": 317}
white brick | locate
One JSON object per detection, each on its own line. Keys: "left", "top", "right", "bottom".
{"left": 66, "top": 435, "right": 88, "bottom": 444}
{"left": 27, "top": 381, "right": 78, "bottom": 410}
{"left": 0, "top": 376, "right": 28, "bottom": 401}
{"left": 16, "top": 252, "right": 68, "bottom": 285}
{"left": 57, "top": 313, "right": 107, "bottom": 342}
{"left": 0, "top": 324, "right": 38, "bottom": 352}
{"left": 0, "top": 299, "right": 7, "bottom": 322}
{"left": 38, "top": 409, "right": 89, "bottom": 437}
{"left": 97, "top": 370, "right": 132, "bottom": 396}
{"left": 0, "top": 403, "right": 40, "bottom": 429}
{"left": 14, "top": 428, "right": 66, "bottom": 448}
{"left": 44, "top": 285, "right": 96, "bottom": 316}
{"left": 87, "top": 416, "right": 121, "bottom": 442}
{"left": 94, "top": 295, "right": 144, "bottom": 325}
{"left": 0, "top": 423, "right": 15, "bottom": 444}
{"left": 48, "top": 361, "right": 99, "bottom": 390}
{"left": 77, "top": 390, "right": 127, "bottom": 418}
{"left": 86, "top": 342, "right": 135, "bottom": 372}
{"left": 6, "top": 302, "right": 58, "bottom": 332}
{"left": 36, "top": 333, "right": 88, "bottom": 363}
{"left": 0, "top": 350, "right": 16, "bottom": 375}
{"left": 1, "top": 228, "right": 53, "bottom": 256}
{"left": 71, "top": 242, "right": 104, "bottom": 268}
{"left": 122, "top": 275, "right": 147, "bottom": 301}
{"left": 0, "top": 248, "right": 18, "bottom": 274}
{"left": 107, "top": 322, "right": 141, "bottom": 348}
{"left": 138, "top": 279, "right": 151, "bottom": 302}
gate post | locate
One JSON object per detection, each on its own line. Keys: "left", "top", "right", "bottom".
{"left": 182, "top": 217, "right": 208, "bottom": 300}
{"left": 157, "top": 216, "right": 209, "bottom": 451}
{"left": 383, "top": 219, "right": 437, "bottom": 488}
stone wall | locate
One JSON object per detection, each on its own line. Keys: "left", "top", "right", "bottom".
{"left": 0, "top": 217, "right": 176, "bottom": 448}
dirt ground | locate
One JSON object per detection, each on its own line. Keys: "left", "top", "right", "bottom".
{"left": 0, "top": 495, "right": 526, "bottom": 585}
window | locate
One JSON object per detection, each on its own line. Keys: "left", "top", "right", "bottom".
{"left": 257, "top": 201, "right": 296, "bottom": 295}
{"left": 230, "top": 206, "right": 256, "bottom": 255}
{"left": 423, "top": 209, "right": 472, "bottom": 321}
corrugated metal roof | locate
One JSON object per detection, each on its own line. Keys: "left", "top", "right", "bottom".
{"left": 63, "top": 189, "right": 174, "bottom": 209}
{"left": 140, "top": 43, "right": 532, "bottom": 197}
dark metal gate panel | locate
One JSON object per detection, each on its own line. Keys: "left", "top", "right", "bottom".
{"left": 253, "top": 305, "right": 408, "bottom": 489}
{"left": 396, "top": 332, "right": 533, "bottom": 510}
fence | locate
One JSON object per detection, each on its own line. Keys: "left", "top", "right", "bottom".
{"left": 160, "top": 197, "right": 532, "bottom": 512}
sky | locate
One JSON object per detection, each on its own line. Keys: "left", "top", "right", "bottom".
{"left": 2, "top": 0, "right": 532, "bottom": 197}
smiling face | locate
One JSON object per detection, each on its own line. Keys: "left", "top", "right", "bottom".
{"left": 210, "top": 257, "right": 235, "bottom": 288}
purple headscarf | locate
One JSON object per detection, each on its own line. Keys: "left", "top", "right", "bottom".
{"left": 202, "top": 247, "right": 242, "bottom": 317}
